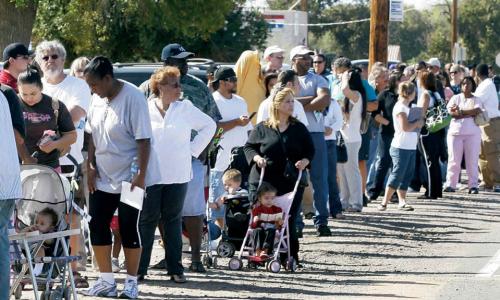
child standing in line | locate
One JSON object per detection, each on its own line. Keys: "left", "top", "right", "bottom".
{"left": 378, "top": 82, "right": 424, "bottom": 211}
{"left": 251, "top": 182, "right": 283, "bottom": 257}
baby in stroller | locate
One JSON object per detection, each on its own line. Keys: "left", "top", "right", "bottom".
{"left": 251, "top": 182, "right": 283, "bottom": 258}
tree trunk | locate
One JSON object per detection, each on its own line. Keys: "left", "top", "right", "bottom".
{"left": 0, "top": 0, "right": 38, "bottom": 51}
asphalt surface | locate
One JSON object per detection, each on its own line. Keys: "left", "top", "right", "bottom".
{"left": 17, "top": 187, "right": 500, "bottom": 300}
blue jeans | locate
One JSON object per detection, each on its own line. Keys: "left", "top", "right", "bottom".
{"left": 139, "top": 183, "right": 188, "bottom": 275}
{"left": 208, "top": 170, "right": 225, "bottom": 219}
{"left": 309, "top": 133, "right": 329, "bottom": 226}
{"left": 367, "top": 134, "right": 393, "bottom": 199}
{"left": 366, "top": 130, "right": 381, "bottom": 188}
{"left": 326, "top": 140, "right": 342, "bottom": 215}
{"left": 387, "top": 147, "right": 416, "bottom": 191}
{"left": 0, "top": 199, "right": 15, "bottom": 300}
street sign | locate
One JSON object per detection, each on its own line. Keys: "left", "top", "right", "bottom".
{"left": 389, "top": 0, "right": 404, "bottom": 22}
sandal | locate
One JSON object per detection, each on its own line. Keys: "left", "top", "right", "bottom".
{"left": 189, "top": 261, "right": 206, "bottom": 273}
{"left": 72, "top": 271, "right": 89, "bottom": 288}
{"left": 377, "top": 204, "right": 387, "bottom": 211}
{"left": 398, "top": 204, "right": 414, "bottom": 211}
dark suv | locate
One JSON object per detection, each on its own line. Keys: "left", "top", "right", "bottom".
{"left": 113, "top": 58, "right": 216, "bottom": 87}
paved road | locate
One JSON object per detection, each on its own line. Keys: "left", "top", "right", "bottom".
{"left": 19, "top": 188, "right": 500, "bottom": 299}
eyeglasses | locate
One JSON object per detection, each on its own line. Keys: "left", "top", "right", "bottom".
{"left": 224, "top": 76, "right": 237, "bottom": 83}
{"left": 272, "top": 55, "right": 284, "bottom": 60}
{"left": 313, "top": 61, "right": 324, "bottom": 64}
{"left": 449, "top": 71, "right": 457, "bottom": 75}
{"left": 42, "top": 54, "right": 59, "bottom": 61}
{"left": 16, "top": 55, "right": 30, "bottom": 60}
{"left": 165, "top": 82, "right": 181, "bottom": 88}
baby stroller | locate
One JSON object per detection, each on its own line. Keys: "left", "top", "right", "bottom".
{"left": 228, "top": 168, "right": 300, "bottom": 273}
{"left": 9, "top": 164, "right": 82, "bottom": 300}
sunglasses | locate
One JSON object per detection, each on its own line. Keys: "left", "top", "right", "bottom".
{"left": 313, "top": 61, "right": 324, "bottom": 64}
{"left": 42, "top": 54, "right": 59, "bottom": 61}
{"left": 224, "top": 76, "right": 237, "bottom": 83}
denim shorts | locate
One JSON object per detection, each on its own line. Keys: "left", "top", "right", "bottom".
{"left": 387, "top": 147, "right": 416, "bottom": 191}
{"left": 208, "top": 170, "right": 226, "bottom": 219}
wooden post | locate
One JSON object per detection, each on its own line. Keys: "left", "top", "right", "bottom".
{"left": 451, "top": 0, "right": 458, "bottom": 61}
{"left": 368, "top": 0, "right": 389, "bottom": 71}
{"left": 300, "top": 0, "right": 307, "bottom": 11}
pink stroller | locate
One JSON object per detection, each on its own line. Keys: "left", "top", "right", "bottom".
{"left": 228, "top": 168, "right": 301, "bottom": 273}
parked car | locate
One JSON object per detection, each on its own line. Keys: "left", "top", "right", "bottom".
{"left": 351, "top": 59, "right": 401, "bottom": 69}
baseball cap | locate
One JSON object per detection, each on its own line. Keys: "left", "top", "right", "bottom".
{"left": 213, "top": 66, "right": 236, "bottom": 82}
{"left": 426, "top": 57, "right": 441, "bottom": 68}
{"left": 263, "top": 46, "right": 284, "bottom": 59}
{"left": 3, "top": 43, "right": 32, "bottom": 61}
{"left": 289, "top": 45, "right": 314, "bottom": 61}
{"left": 160, "top": 43, "right": 194, "bottom": 61}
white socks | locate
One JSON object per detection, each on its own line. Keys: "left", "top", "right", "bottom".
{"left": 101, "top": 272, "right": 115, "bottom": 285}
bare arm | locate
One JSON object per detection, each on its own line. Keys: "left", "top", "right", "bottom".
{"left": 303, "top": 88, "right": 330, "bottom": 112}
{"left": 66, "top": 105, "right": 87, "bottom": 124}
{"left": 295, "top": 95, "right": 315, "bottom": 107}
{"left": 374, "top": 114, "right": 390, "bottom": 126}
{"left": 217, "top": 116, "right": 250, "bottom": 132}
{"left": 367, "top": 101, "right": 378, "bottom": 112}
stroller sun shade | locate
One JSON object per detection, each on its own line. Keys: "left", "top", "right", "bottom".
{"left": 17, "top": 164, "right": 71, "bottom": 228}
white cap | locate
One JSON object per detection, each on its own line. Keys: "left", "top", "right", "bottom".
{"left": 289, "top": 45, "right": 314, "bottom": 61}
{"left": 426, "top": 57, "right": 441, "bottom": 68}
{"left": 263, "top": 45, "right": 284, "bottom": 59}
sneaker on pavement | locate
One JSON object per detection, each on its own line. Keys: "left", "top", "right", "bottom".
{"left": 112, "top": 258, "right": 121, "bottom": 273}
{"left": 469, "top": 187, "right": 479, "bottom": 194}
{"left": 119, "top": 279, "right": 139, "bottom": 299}
{"left": 83, "top": 278, "right": 118, "bottom": 297}
{"left": 377, "top": 204, "right": 387, "bottom": 211}
{"left": 316, "top": 225, "right": 332, "bottom": 237}
{"left": 398, "top": 204, "right": 414, "bottom": 211}
{"left": 443, "top": 186, "right": 456, "bottom": 193}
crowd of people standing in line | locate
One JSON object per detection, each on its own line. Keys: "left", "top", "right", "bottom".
{"left": 0, "top": 39, "right": 499, "bottom": 299}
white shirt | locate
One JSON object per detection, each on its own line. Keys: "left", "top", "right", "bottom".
{"left": 474, "top": 78, "right": 500, "bottom": 119}
{"left": 149, "top": 99, "right": 216, "bottom": 184}
{"left": 43, "top": 75, "right": 91, "bottom": 165}
{"left": 324, "top": 99, "right": 343, "bottom": 141}
{"left": 0, "top": 93, "right": 22, "bottom": 200}
{"left": 256, "top": 96, "right": 309, "bottom": 126}
{"left": 340, "top": 93, "right": 362, "bottom": 143}
{"left": 391, "top": 101, "right": 418, "bottom": 150}
{"left": 212, "top": 91, "right": 252, "bottom": 172}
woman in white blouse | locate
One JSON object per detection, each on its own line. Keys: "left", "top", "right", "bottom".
{"left": 138, "top": 66, "right": 216, "bottom": 283}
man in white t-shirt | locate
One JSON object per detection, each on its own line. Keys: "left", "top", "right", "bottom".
{"left": 209, "top": 66, "right": 253, "bottom": 226}
{"left": 474, "top": 64, "right": 500, "bottom": 192}
{"left": 35, "top": 40, "right": 91, "bottom": 277}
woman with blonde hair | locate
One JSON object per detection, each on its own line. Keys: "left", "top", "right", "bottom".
{"left": 244, "top": 87, "right": 314, "bottom": 264}
{"left": 69, "top": 56, "right": 90, "bottom": 79}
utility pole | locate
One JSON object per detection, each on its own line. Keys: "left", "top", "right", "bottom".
{"left": 451, "top": 0, "right": 458, "bottom": 61}
{"left": 300, "top": 0, "right": 307, "bottom": 11}
{"left": 368, "top": 0, "right": 389, "bottom": 71}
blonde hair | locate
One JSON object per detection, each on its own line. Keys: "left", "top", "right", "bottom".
{"left": 150, "top": 66, "right": 180, "bottom": 96}
{"left": 69, "top": 57, "right": 90, "bottom": 77}
{"left": 398, "top": 81, "right": 416, "bottom": 99}
{"left": 222, "top": 169, "right": 242, "bottom": 184}
{"left": 265, "top": 87, "right": 296, "bottom": 129}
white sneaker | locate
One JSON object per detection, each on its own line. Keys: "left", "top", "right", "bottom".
{"left": 112, "top": 258, "right": 121, "bottom": 273}
{"left": 83, "top": 277, "right": 118, "bottom": 297}
{"left": 119, "top": 279, "right": 139, "bottom": 299}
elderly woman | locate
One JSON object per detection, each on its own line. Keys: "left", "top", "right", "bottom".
{"left": 83, "top": 56, "right": 159, "bottom": 299}
{"left": 69, "top": 56, "right": 90, "bottom": 80}
{"left": 244, "top": 87, "right": 314, "bottom": 264}
{"left": 443, "top": 76, "right": 482, "bottom": 194}
{"left": 17, "top": 67, "right": 76, "bottom": 170}
{"left": 138, "top": 66, "right": 215, "bottom": 282}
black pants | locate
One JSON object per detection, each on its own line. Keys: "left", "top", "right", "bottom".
{"left": 367, "top": 134, "right": 393, "bottom": 199}
{"left": 418, "top": 131, "right": 444, "bottom": 198}
{"left": 253, "top": 227, "right": 276, "bottom": 252}
{"left": 88, "top": 190, "right": 142, "bottom": 248}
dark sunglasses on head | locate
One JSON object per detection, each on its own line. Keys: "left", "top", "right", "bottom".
{"left": 42, "top": 54, "right": 59, "bottom": 61}
{"left": 224, "top": 76, "right": 237, "bottom": 83}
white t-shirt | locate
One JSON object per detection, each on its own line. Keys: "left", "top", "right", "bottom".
{"left": 340, "top": 93, "right": 362, "bottom": 143}
{"left": 324, "top": 99, "right": 343, "bottom": 141}
{"left": 43, "top": 75, "right": 91, "bottom": 165}
{"left": 213, "top": 91, "right": 253, "bottom": 172}
{"left": 391, "top": 101, "right": 418, "bottom": 150}
{"left": 474, "top": 78, "right": 500, "bottom": 119}
{"left": 149, "top": 99, "right": 216, "bottom": 184}
{"left": 85, "top": 81, "right": 160, "bottom": 193}
{"left": 0, "top": 93, "right": 21, "bottom": 200}
{"left": 256, "top": 96, "right": 309, "bottom": 126}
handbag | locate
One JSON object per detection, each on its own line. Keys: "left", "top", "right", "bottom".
{"left": 276, "top": 129, "right": 309, "bottom": 187}
{"left": 336, "top": 132, "right": 348, "bottom": 163}
{"left": 425, "top": 92, "right": 451, "bottom": 133}
{"left": 474, "top": 110, "right": 489, "bottom": 126}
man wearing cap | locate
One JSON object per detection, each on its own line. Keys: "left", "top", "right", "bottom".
{"left": 139, "top": 43, "right": 221, "bottom": 274}
{"left": 208, "top": 66, "right": 252, "bottom": 227}
{"left": 426, "top": 57, "right": 446, "bottom": 100}
{"left": 262, "top": 45, "right": 285, "bottom": 75}
{"left": 1, "top": 43, "right": 31, "bottom": 92}
{"left": 290, "top": 45, "right": 332, "bottom": 237}
{"left": 474, "top": 63, "right": 500, "bottom": 192}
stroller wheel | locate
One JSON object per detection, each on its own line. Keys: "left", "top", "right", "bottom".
{"left": 202, "top": 255, "right": 213, "bottom": 268}
{"left": 269, "top": 259, "right": 281, "bottom": 273}
{"left": 228, "top": 258, "right": 243, "bottom": 270}
{"left": 217, "top": 241, "right": 235, "bottom": 258}
{"left": 286, "top": 258, "right": 297, "bottom": 272}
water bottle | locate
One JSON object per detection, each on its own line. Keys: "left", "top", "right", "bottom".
{"left": 130, "top": 156, "right": 139, "bottom": 181}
